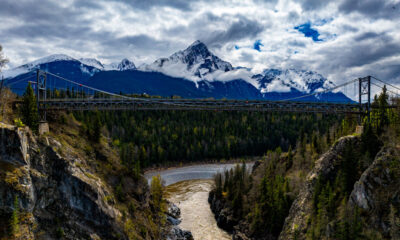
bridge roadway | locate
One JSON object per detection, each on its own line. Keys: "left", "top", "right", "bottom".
{"left": 32, "top": 98, "right": 364, "bottom": 114}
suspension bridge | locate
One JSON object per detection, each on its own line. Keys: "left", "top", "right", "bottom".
{"left": 1, "top": 69, "right": 399, "bottom": 122}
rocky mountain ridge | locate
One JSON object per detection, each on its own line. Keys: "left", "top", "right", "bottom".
{"left": 3, "top": 41, "right": 352, "bottom": 102}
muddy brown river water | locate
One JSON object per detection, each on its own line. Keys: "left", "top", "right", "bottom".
{"left": 164, "top": 179, "right": 231, "bottom": 240}
{"left": 145, "top": 163, "right": 254, "bottom": 239}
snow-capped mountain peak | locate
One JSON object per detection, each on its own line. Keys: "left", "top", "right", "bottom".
{"left": 3, "top": 54, "right": 79, "bottom": 78}
{"left": 23, "top": 54, "right": 77, "bottom": 68}
{"left": 117, "top": 58, "right": 136, "bottom": 70}
{"left": 255, "top": 68, "right": 335, "bottom": 94}
{"left": 140, "top": 40, "right": 233, "bottom": 81}
{"left": 105, "top": 58, "right": 136, "bottom": 71}
{"left": 79, "top": 58, "right": 104, "bottom": 70}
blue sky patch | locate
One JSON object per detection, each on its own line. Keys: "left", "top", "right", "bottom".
{"left": 294, "top": 23, "right": 322, "bottom": 42}
{"left": 253, "top": 40, "right": 263, "bottom": 51}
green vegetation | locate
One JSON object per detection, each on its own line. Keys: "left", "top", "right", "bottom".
{"left": 20, "top": 83, "right": 39, "bottom": 132}
{"left": 212, "top": 87, "right": 400, "bottom": 239}
{"left": 306, "top": 87, "right": 400, "bottom": 240}
{"left": 250, "top": 159, "right": 292, "bottom": 237}
{"left": 56, "top": 227, "right": 65, "bottom": 238}
{"left": 150, "top": 175, "right": 166, "bottom": 227}
{"left": 8, "top": 196, "right": 19, "bottom": 237}
{"left": 74, "top": 110, "right": 346, "bottom": 172}
{"left": 307, "top": 140, "right": 366, "bottom": 239}
{"left": 13, "top": 118, "right": 25, "bottom": 128}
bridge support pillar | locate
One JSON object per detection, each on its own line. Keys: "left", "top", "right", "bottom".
{"left": 39, "top": 121, "right": 49, "bottom": 135}
{"left": 355, "top": 125, "right": 364, "bottom": 135}
{"left": 36, "top": 70, "right": 47, "bottom": 122}
{"left": 358, "top": 76, "right": 371, "bottom": 124}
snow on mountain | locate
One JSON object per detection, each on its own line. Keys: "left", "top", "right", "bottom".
{"left": 4, "top": 55, "right": 139, "bottom": 79}
{"left": 140, "top": 40, "right": 233, "bottom": 82}
{"left": 138, "top": 41, "right": 334, "bottom": 94}
{"left": 79, "top": 58, "right": 105, "bottom": 70}
{"left": 105, "top": 58, "right": 136, "bottom": 71}
{"left": 117, "top": 58, "right": 136, "bottom": 70}
{"left": 104, "top": 62, "right": 118, "bottom": 71}
{"left": 2, "top": 42, "right": 343, "bottom": 101}
{"left": 254, "top": 69, "right": 335, "bottom": 94}
{"left": 3, "top": 54, "right": 78, "bottom": 78}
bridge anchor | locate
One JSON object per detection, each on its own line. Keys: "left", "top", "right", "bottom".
{"left": 39, "top": 121, "right": 49, "bottom": 135}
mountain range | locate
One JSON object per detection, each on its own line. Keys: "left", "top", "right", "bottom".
{"left": 3, "top": 41, "right": 352, "bottom": 102}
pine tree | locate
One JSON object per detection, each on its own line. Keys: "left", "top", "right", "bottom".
{"left": 377, "top": 85, "right": 389, "bottom": 134}
{"left": 20, "top": 83, "right": 39, "bottom": 132}
{"left": 9, "top": 196, "right": 19, "bottom": 237}
{"left": 150, "top": 175, "right": 163, "bottom": 211}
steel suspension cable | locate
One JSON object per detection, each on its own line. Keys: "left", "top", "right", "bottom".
{"left": 371, "top": 76, "right": 400, "bottom": 92}
{"left": 276, "top": 78, "right": 359, "bottom": 102}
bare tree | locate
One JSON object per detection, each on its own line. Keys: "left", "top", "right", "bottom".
{"left": 0, "top": 44, "right": 8, "bottom": 71}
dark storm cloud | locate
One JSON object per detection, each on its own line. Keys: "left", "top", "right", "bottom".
{"left": 1, "top": 0, "right": 400, "bottom": 87}
{"left": 295, "top": 0, "right": 334, "bottom": 10}
{"left": 4, "top": 23, "right": 93, "bottom": 40}
{"left": 0, "top": 0, "right": 83, "bottom": 23}
{"left": 354, "top": 32, "right": 381, "bottom": 42}
{"left": 315, "top": 33, "right": 400, "bottom": 70}
{"left": 104, "top": 35, "right": 170, "bottom": 51}
{"left": 0, "top": 0, "right": 95, "bottom": 41}
{"left": 109, "top": 0, "right": 193, "bottom": 10}
{"left": 373, "top": 64, "right": 400, "bottom": 83}
{"left": 203, "top": 16, "right": 266, "bottom": 47}
{"left": 338, "top": 0, "right": 400, "bottom": 19}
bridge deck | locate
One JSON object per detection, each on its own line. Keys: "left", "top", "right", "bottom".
{"left": 31, "top": 98, "right": 364, "bottom": 114}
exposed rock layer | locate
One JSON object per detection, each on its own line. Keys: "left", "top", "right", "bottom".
{"left": 0, "top": 124, "right": 123, "bottom": 239}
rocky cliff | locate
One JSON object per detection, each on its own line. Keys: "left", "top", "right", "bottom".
{"left": 209, "top": 134, "right": 399, "bottom": 240}
{"left": 279, "top": 136, "right": 400, "bottom": 239}
{"left": 278, "top": 136, "right": 361, "bottom": 239}
{"left": 349, "top": 146, "right": 400, "bottom": 239}
{"left": 0, "top": 123, "right": 124, "bottom": 239}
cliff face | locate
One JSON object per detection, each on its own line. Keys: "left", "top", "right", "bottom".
{"left": 349, "top": 147, "right": 400, "bottom": 238}
{"left": 0, "top": 123, "right": 123, "bottom": 239}
{"left": 279, "top": 136, "right": 400, "bottom": 239}
{"left": 279, "top": 136, "right": 361, "bottom": 239}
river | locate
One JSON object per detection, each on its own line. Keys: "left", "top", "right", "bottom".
{"left": 144, "top": 163, "right": 252, "bottom": 240}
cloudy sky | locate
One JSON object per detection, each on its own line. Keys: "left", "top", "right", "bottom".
{"left": 1, "top": 0, "right": 400, "bottom": 87}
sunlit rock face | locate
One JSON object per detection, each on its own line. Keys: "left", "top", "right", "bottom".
{"left": 349, "top": 147, "right": 400, "bottom": 238}
{"left": 0, "top": 124, "right": 123, "bottom": 239}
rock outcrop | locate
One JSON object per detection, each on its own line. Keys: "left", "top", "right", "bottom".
{"left": 208, "top": 191, "right": 238, "bottom": 233}
{"left": 279, "top": 136, "right": 361, "bottom": 240}
{"left": 0, "top": 124, "right": 124, "bottom": 239}
{"left": 165, "top": 201, "right": 193, "bottom": 240}
{"left": 279, "top": 135, "right": 400, "bottom": 239}
{"left": 349, "top": 146, "right": 400, "bottom": 239}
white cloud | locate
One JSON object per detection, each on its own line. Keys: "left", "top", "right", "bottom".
{"left": 0, "top": 0, "right": 399, "bottom": 90}
{"left": 265, "top": 79, "right": 291, "bottom": 93}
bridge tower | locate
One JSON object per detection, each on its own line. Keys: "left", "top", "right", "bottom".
{"left": 359, "top": 76, "right": 371, "bottom": 122}
{"left": 36, "top": 69, "right": 49, "bottom": 134}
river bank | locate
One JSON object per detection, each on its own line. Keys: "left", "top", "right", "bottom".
{"left": 165, "top": 179, "right": 231, "bottom": 240}
{"left": 145, "top": 162, "right": 254, "bottom": 186}
{"left": 144, "top": 157, "right": 261, "bottom": 176}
